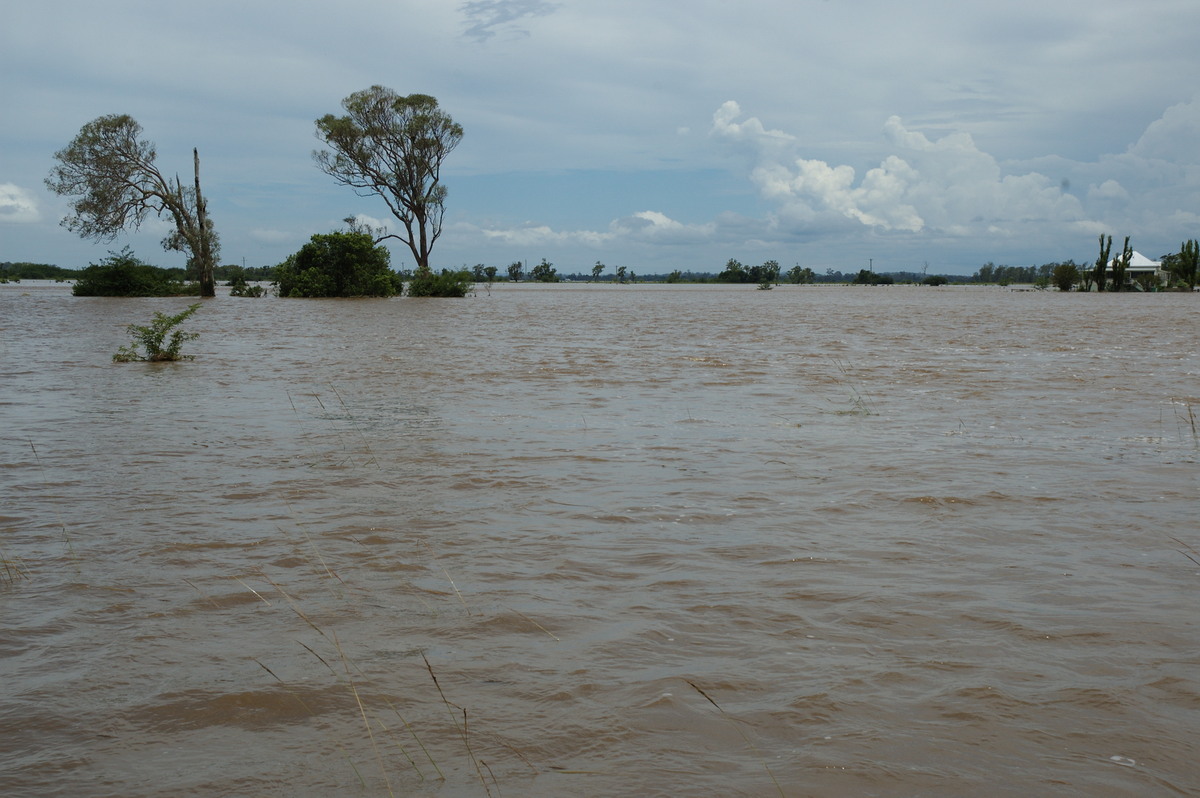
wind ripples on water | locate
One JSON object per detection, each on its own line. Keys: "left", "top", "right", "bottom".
{"left": 1, "top": 282, "right": 1197, "bottom": 796}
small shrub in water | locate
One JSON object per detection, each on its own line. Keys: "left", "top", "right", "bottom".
{"left": 226, "top": 266, "right": 266, "bottom": 297}
{"left": 113, "top": 303, "right": 201, "bottom": 362}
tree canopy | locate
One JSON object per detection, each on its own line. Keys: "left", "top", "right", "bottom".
{"left": 314, "top": 87, "right": 463, "bottom": 276}
{"left": 529, "top": 258, "right": 559, "bottom": 282}
{"left": 45, "top": 114, "right": 219, "bottom": 296}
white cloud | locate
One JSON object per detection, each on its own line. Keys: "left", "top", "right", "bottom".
{"left": 710, "top": 100, "right": 798, "bottom": 166}
{"left": 467, "top": 209, "right": 715, "bottom": 250}
{"left": 711, "top": 101, "right": 794, "bottom": 144}
{"left": 250, "top": 228, "right": 292, "bottom": 244}
{"left": 479, "top": 222, "right": 610, "bottom": 247}
{"left": 713, "top": 102, "right": 1089, "bottom": 239}
{"left": 609, "top": 211, "right": 715, "bottom": 243}
{"left": 1129, "top": 96, "right": 1200, "bottom": 163}
{"left": 1088, "top": 179, "right": 1129, "bottom": 202}
{"left": 0, "top": 183, "right": 40, "bottom": 223}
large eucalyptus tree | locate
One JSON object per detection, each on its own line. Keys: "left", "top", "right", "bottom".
{"left": 314, "top": 86, "right": 463, "bottom": 276}
{"left": 46, "top": 115, "right": 219, "bottom": 296}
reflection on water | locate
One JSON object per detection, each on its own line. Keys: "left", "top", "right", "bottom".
{"left": 2, "top": 282, "right": 1198, "bottom": 796}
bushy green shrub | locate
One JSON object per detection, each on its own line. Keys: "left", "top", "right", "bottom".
{"left": 1052, "top": 262, "right": 1079, "bottom": 291}
{"left": 113, "top": 303, "right": 201, "bottom": 362}
{"left": 407, "top": 267, "right": 473, "bottom": 297}
{"left": 274, "top": 232, "right": 401, "bottom": 297}
{"left": 73, "top": 248, "right": 197, "bottom": 296}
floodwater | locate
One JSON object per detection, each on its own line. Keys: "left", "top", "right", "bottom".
{"left": 1, "top": 281, "right": 1197, "bottom": 797}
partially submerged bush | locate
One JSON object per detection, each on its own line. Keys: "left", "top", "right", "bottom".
{"left": 73, "top": 247, "right": 198, "bottom": 297}
{"left": 113, "top": 303, "right": 201, "bottom": 362}
{"left": 225, "top": 266, "right": 265, "bottom": 297}
{"left": 1052, "top": 262, "right": 1079, "bottom": 291}
{"left": 407, "top": 267, "right": 473, "bottom": 297}
{"left": 852, "top": 269, "right": 893, "bottom": 285}
{"left": 274, "top": 232, "right": 400, "bottom": 297}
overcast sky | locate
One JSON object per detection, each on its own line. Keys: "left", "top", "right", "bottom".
{"left": 3, "top": 0, "right": 1199, "bottom": 276}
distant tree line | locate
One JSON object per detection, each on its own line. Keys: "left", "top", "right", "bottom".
{"left": 971, "top": 262, "right": 1058, "bottom": 285}
{"left": 484, "top": 259, "right": 968, "bottom": 286}
{"left": 0, "top": 262, "right": 77, "bottom": 281}
{"left": 0, "top": 259, "right": 279, "bottom": 284}
{"left": 13, "top": 238, "right": 1198, "bottom": 295}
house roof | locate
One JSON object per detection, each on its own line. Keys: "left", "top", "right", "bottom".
{"left": 1109, "top": 250, "right": 1161, "bottom": 269}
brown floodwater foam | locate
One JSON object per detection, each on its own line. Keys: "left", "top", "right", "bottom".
{"left": 2, "top": 282, "right": 1198, "bottom": 796}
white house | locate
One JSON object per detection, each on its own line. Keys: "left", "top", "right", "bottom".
{"left": 1106, "top": 250, "right": 1168, "bottom": 288}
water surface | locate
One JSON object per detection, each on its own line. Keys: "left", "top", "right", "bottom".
{"left": 2, "top": 282, "right": 1197, "bottom": 796}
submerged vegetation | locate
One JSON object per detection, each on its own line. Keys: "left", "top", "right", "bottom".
{"left": 112, "top": 303, "right": 201, "bottom": 362}
{"left": 406, "top": 267, "right": 473, "bottom": 297}
{"left": 274, "top": 232, "right": 401, "bottom": 298}
{"left": 225, "top": 265, "right": 265, "bottom": 297}
{"left": 73, "top": 248, "right": 199, "bottom": 297}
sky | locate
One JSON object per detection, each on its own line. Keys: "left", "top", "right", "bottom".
{"left": 3, "top": 0, "right": 1199, "bottom": 277}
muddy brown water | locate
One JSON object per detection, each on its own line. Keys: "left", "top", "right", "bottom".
{"left": 2, "top": 282, "right": 1197, "bottom": 797}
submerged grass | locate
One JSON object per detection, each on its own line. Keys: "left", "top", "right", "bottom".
{"left": 256, "top": 391, "right": 543, "bottom": 793}
{"left": 252, "top": 563, "right": 459, "bottom": 790}
{"left": 328, "top": 382, "right": 381, "bottom": 470}
{"left": 1175, "top": 397, "right": 1198, "bottom": 445}
{"left": 685, "top": 679, "right": 786, "bottom": 798}
{"left": 22, "top": 396, "right": 549, "bottom": 793}
{"left": 507, "top": 606, "right": 561, "bottom": 641}
{"left": 0, "top": 548, "right": 31, "bottom": 584}
{"left": 424, "top": 653, "right": 495, "bottom": 797}
{"left": 285, "top": 384, "right": 382, "bottom": 470}
{"left": 27, "top": 439, "right": 77, "bottom": 568}
{"left": 828, "top": 358, "right": 876, "bottom": 416}
{"left": 1170, "top": 537, "right": 1200, "bottom": 569}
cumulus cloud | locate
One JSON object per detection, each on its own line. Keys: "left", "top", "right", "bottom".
{"left": 480, "top": 222, "right": 609, "bottom": 247}
{"left": 0, "top": 183, "right": 40, "bottom": 223}
{"left": 712, "top": 102, "right": 1089, "bottom": 239}
{"left": 1029, "top": 95, "right": 1200, "bottom": 244}
{"left": 609, "top": 211, "right": 716, "bottom": 243}
{"left": 472, "top": 210, "right": 715, "bottom": 249}
{"left": 1088, "top": 179, "right": 1129, "bottom": 202}
{"left": 711, "top": 100, "right": 797, "bottom": 163}
{"left": 1129, "top": 96, "right": 1200, "bottom": 163}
